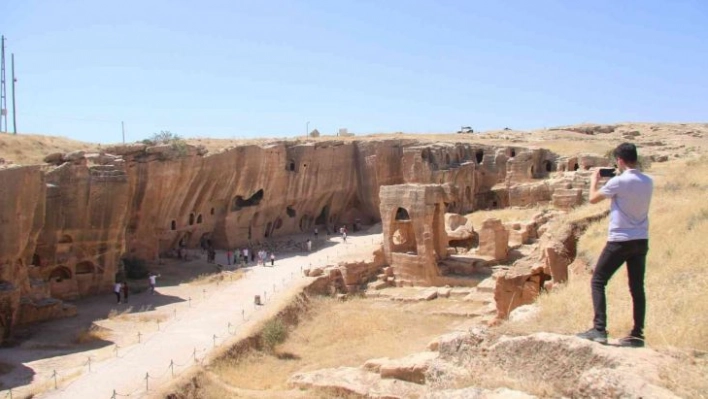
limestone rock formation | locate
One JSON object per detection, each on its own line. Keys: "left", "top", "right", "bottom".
{"left": 492, "top": 208, "right": 608, "bottom": 320}
{"left": 0, "top": 137, "right": 602, "bottom": 343}
{"left": 476, "top": 218, "right": 509, "bottom": 260}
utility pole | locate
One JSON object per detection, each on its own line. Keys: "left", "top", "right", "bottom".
{"left": 1, "top": 35, "right": 7, "bottom": 133}
{"left": 11, "top": 53, "right": 16, "bottom": 134}
{"left": 121, "top": 121, "right": 125, "bottom": 143}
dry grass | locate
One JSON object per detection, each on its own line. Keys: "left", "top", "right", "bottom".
{"left": 187, "top": 270, "right": 244, "bottom": 286}
{"left": 465, "top": 204, "right": 551, "bottom": 228}
{"left": 0, "top": 133, "right": 99, "bottom": 165}
{"left": 212, "top": 296, "right": 459, "bottom": 391}
{"left": 106, "top": 305, "right": 168, "bottom": 323}
{"left": 447, "top": 364, "right": 557, "bottom": 398}
{"left": 500, "top": 157, "right": 708, "bottom": 396}
{"left": 531, "top": 138, "right": 613, "bottom": 157}
{"left": 106, "top": 306, "right": 133, "bottom": 320}
{"left": 73, "top": 325, "right": 111, "bottom": 344}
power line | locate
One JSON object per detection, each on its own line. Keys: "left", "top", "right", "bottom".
{"left": 1, "top": 35, "right": 7, "bottom": 133}
{"left": 12, "top": 53, "right": 17, "bottom": 134}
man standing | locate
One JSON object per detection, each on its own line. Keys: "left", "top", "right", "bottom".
{"left": 148, "top": 273, "right": 161, "bottom": 295}
{"left": 114, "top": 281, "right": 122, "bottom": 304}
{"left": 577, "top": 143, "right": 653, "bottom": 347}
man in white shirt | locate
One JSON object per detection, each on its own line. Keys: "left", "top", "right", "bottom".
{"left": 148, "top": 273, "right": 160, "bottom": 295}
{"left": 114, "top": 282, "right": 122, "bottom": 304}
{"left": 577, "top": 143, "right": 653, "bottom": 348}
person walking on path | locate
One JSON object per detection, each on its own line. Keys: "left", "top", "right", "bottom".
{"left": 314, "top": 227, "right": 318, "bottom": 240}
{"left": 342, "top": 231, "right": 347, "bottom": 243}
{"left": 226, "top": 249, "right": 233, "bottom": 265}
{"left": 270, "top": 252, "right": 275, "bottom": 266}
{"left": 114, "top": 282, "right": 122, "bottom": 304}
{"left": 148, "top": 273, "right": 161, "bottom": 295}
{"left": 576, "top": 143, "right": 653, "bottom": 348}
{"left": 122, "top": 281, "right": 129, "bottom": 303}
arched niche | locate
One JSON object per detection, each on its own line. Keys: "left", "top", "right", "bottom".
{"left": 75, "top": 261, "right": 96, "bottom": 275}
{"left": 49, "top": 266, "right": 72, "bottom": 282}
{"left": 395, "top": 207, "right": 411, "bottom": 221}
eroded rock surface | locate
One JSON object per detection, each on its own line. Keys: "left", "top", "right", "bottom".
{"left": 0, "top": 138, "right": 598, "bottom": 342}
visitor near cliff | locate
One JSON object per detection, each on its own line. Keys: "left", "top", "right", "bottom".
{"left": 270, "top": 252, "right": 275, "bottom": 266}
{"left": 113, "top": 282, "right": 122, "bottom": 304}
{"left": 577, "top": 143, "right": 653, "bottom": 348}
{"left": 148, "top": 273, "right": 161, "bottom": 295}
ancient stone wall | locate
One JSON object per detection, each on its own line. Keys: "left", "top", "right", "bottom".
{"left": 0, "top": 138, "right": 594, "bottom": 342}
{"left": 0, "top": 166, "right": 46, "bottom": 341}
{"left": 380, "top": 185, "right": 450, "bottom": 286}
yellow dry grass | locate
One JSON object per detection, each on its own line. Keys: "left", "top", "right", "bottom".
{"left": 0, "top": 133, "right": 99, "bottom": 165}
{"left": 73, "top": 325, "right": 111, "bottom": 344}
{"left": 187, "top": 270, "right": 244, "bottom": 286}
{"left": 212, "top": 296, "right": 459, "bottom": 391}
{"left": 106, "top": 306, "right": 168, "bottom": 323}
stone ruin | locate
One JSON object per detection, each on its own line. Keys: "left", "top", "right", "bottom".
{"left": 0, "top": 138, "right": 611, "bottom": 343}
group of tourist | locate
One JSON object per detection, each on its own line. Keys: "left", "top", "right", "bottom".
{"left": 222, "top": 247, "right": 276, "bottom": 267}
{"left": 112, "top": 272, "right": 160, "bottom": 304}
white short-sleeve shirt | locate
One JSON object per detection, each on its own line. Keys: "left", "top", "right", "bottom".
{"left": 599, "top": 169, "right": 653, "bottom": 242}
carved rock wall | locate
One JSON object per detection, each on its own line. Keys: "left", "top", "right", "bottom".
{"left": 0, "top": 166, "right": 46, "bottom": 341}
{"left": 0, "top": 138, "right": 584, "bottom": 342}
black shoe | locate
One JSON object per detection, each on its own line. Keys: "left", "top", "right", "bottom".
{"left": 576, "top": 328, "right": 608, "bottom": 344}
{"left": 618, "top": 334, "right": 645, "bottom": 348}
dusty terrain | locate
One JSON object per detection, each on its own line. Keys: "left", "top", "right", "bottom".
{"left": 1, "top": 122, "right": 707, "bottom": 398}
{"left": 2, "top": 122, "right": 707, "bottom": 166}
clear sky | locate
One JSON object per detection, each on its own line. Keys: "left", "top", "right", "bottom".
{"left": 2, "top": 0, "right": 707, "bottom": 143}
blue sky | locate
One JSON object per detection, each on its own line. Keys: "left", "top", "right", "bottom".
{"left": 2, "top": 0, "right": 707, "bottom": 143}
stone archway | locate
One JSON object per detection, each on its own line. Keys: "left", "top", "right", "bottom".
{"left": 49, "top": 266, "right": 76, "bottom": 300}
{"left": 389, "top": 207, "right": 417, "bottom": 254}
{"left": 75, "top": 261, "right": 96, "bottom": 275}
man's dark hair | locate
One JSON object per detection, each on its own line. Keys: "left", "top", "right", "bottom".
{"left": 613, "top": 143, "right": 638, "bottom": 164}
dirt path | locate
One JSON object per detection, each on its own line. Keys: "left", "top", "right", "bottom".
{"left": 2, "top": 231, "right": 380, "bottom": 399}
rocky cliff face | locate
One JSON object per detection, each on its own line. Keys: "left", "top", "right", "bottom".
{"left": 0, "top": 139, "right": 556, "bottom": 343}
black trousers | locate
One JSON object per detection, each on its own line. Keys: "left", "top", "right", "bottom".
{"left": 591, "top": 239, "right": 648, "bottom": 335}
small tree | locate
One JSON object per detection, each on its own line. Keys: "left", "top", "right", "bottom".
{"left": 261, "top": 319, "right": 288, "bottom": 352}
{"left": 152, "top": 130, "right": 182, "bottom": 144}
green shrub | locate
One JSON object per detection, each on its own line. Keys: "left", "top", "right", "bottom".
{"left": 261, "top": 319, "right": 287, "bottom": 352}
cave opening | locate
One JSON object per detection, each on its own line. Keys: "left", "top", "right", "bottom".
{"left": 315, "top": 205, "right": 329, "bottom": 225}
{"left": 231, "top": 189, "right": 265, "bottom": 211}
{"left": 544, "top": 160, "right": 553, "bottom": 172}
{"left": 286, "top": 206, "right": 296, "bottom": 218}
{"left": 475, "top": 149, "right": 484, "bottom": 164}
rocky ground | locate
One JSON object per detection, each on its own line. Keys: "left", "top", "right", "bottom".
{"left": 2, "top": 122, "right": 707, "bottom": 398}
{"left": 2, "top": 122, "right": 707, "bottom": 166}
